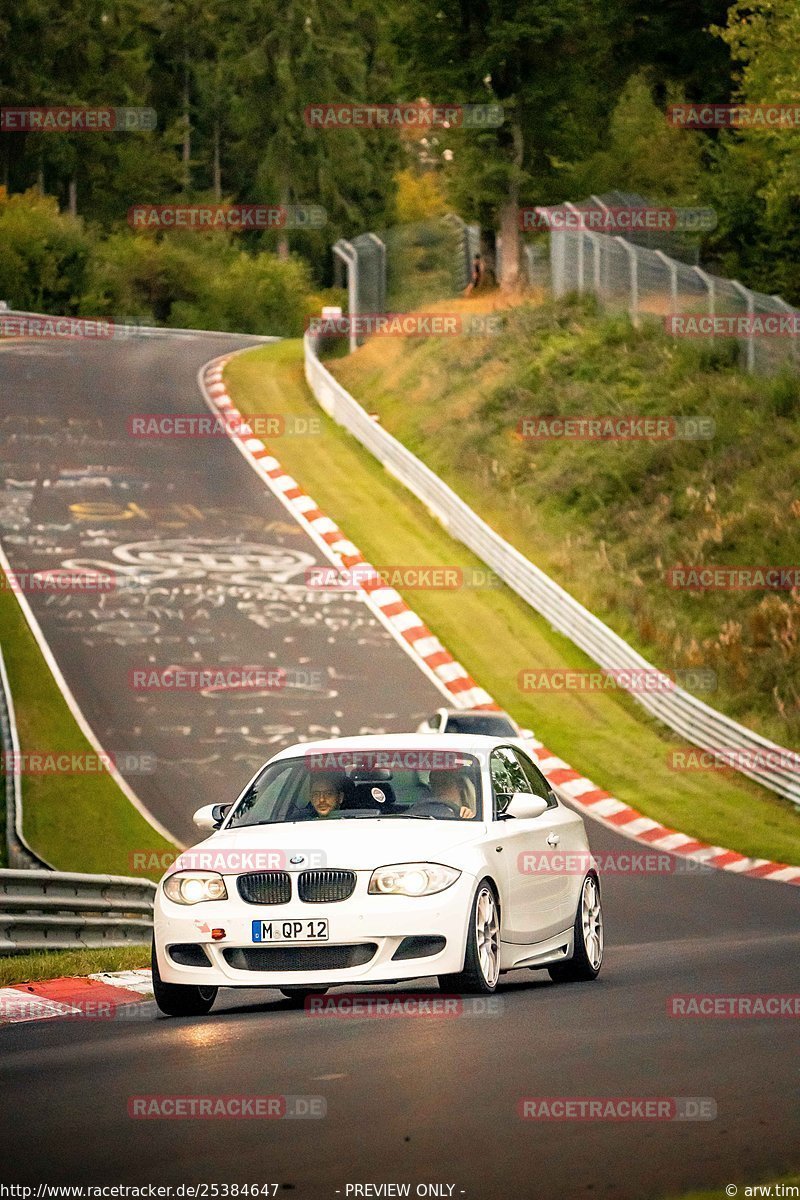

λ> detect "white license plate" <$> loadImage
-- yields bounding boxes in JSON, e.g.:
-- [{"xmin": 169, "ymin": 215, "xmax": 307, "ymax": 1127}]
[{"xmin": 252, "ymin": 919, "xmax": 329, "ymax": 943}]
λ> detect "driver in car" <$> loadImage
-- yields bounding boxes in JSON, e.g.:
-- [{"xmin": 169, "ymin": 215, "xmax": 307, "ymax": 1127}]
[
  {"xmin": 301, "ymin": 771, "xmax": 346, "ymax": 819},
  {"xmin": 427, "ymin": 769, "xmax": 475, "ymax": 819}
]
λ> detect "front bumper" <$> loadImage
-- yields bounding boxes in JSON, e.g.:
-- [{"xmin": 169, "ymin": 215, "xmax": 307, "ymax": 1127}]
[{"xmin": 154, "ymin": 870, "xmax": 476, "ymax": 988}]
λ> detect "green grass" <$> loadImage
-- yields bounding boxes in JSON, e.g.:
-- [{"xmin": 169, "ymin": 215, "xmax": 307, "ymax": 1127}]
[
  {"xmin": 333, "ymin": 296, "xmax": 800, "ymax": 749},
  {"xmin": 670, "ymin": 1175, "xmax": 799, "ymax": 1200},
  {"xmin": 0, "ymin": 945, "xmax": 150, "ymax": 987},
  {"xmin": 224, "ymin": 340, "xmax": 800, "ymax": 865},
  {"xmin": 0, "ymin": 580, "xmax": 175, "ymax": 877}
]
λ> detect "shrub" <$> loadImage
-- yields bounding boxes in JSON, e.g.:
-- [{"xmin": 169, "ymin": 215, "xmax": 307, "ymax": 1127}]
[{"xmin": 0, "ymin": 188, "xmax": 91, "ymax": 312}]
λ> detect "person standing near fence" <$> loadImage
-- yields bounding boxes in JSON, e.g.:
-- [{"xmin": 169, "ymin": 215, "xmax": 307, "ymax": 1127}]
[{"xmin": 464, "ymin": 252, "xmax": 482, "ymax": 295}]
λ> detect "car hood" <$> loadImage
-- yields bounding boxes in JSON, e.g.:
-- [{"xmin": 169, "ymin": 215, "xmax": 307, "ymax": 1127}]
[{"xmin": 180, "ymin": 819, "xmax": 485, "ymax": 873}]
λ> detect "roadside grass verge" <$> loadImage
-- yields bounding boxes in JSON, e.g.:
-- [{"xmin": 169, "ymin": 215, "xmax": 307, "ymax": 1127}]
[
  {"xmin": 333, "ymin": 295, "xmax": 800, "ymax": 750},
  {"xmin": 0, "ymin": 945, "xmax": 150, "ymax": 987},
  {"xmin": 0, "ymin": 579, "xmax": 175, "ymax": 877},
  {"xmin": 224, "ymin": 340, "xmax": 800, "ymax": 865}
]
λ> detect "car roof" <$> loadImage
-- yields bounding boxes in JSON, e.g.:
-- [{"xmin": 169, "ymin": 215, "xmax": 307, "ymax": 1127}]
[
  {"xmin": 436, "ymin": 707, "xmax": 512, "ymax": 718},
  {"xmin": 270, "ymin": 732, "xmax": 517, "ymax": 761}
]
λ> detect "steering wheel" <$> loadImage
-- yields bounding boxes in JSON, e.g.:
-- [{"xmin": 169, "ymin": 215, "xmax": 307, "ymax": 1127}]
[{"xmin": 410, "ymin": 799, "xmax": 459, "ymax": 820}]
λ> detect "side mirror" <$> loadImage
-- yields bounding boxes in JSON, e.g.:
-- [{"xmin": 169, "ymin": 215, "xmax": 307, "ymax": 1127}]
[
  {"xmin": 193, "ymin": 804, "xmax": 230, "ymax": 831},
  {"xmin": 505, "ymin": 792, "xmax": 548, "ymax": 820},
  {"xmin": 518, "ymin": 728, "xmax": 534, "ymax": 740}
]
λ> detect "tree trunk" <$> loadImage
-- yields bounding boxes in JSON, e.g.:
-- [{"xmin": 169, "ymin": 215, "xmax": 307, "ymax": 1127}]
[
  {"xmin": 499, "ymin": 116, "xmax": 524, "ymax": 292},
  {"xmin": 277, "ymin": 180, "xmax": 290, "ymax": 259},
  {"xmin": 68, "ymin": 175, "xmax": 77, "ymax": 217},
  {"xmin": 37, "ymin": 156, "xmax": 44, "ymax": 195},
  {"xmin": 212, "ymin": 119, "xmax": 222, "ymax": 201},
  {"xmin": 182, "ymin": 54, "xmax": 191, "ymax": 190}
]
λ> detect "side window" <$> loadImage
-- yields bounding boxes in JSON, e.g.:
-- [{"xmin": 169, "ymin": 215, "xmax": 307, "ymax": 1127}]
[
  {"xmin": 513, "ymin": 748, "xmax": 557, "ymax": 807},
  {"xmin": 490, "ymin": 747, "xmax": 531, "ymax": 816}
]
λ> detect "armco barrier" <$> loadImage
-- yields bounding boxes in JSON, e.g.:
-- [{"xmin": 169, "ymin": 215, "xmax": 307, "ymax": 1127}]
[
  {"xmin": 1, "ymin": 306, "xmax": 277, "ymax": 343},
  {"xmin": 0, "ymin": 646, "xmax": 53, "ymax": 870},
  {"xmin": 304, "ymin": 332, "xmax": 800, "ymax": 808},
  {"xmin": 0, "ymin": 870, "xmax": 155, "ymax": 954}
]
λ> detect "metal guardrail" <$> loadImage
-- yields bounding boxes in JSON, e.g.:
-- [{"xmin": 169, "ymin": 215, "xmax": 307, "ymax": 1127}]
[
  {"xmin": 0, "ymin": 870, "xmax": 156, "ymax": 954},
  {"xmin": 304, "ymin": 334, "xmax": 800, "ymax": 808},
  {"xmin": 0, "ymin": 646, "xmax": 53, "ymax": 870},
  {"xmin": 1, "ymin": 306, "xmax": 278, "ymax": 343},
  {"xmin": 0, "ymin": 643, "xmax": 155, "ymax": 951}
]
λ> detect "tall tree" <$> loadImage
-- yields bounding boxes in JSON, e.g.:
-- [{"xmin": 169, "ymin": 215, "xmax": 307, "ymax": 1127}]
[{"xmin": 392, "ymin": 0, "xmax": 614, "ymax": 289}]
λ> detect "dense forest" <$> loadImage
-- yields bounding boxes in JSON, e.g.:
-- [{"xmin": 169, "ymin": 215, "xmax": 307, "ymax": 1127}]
[{"xmin": 2, "ymin": 0, "xmax": 799, "ymax": 326}]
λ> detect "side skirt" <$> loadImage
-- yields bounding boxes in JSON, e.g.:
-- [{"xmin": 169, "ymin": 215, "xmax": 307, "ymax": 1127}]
[{"xmin": 499, "ymin": 927, "xmax": 575, "ymax": 972}]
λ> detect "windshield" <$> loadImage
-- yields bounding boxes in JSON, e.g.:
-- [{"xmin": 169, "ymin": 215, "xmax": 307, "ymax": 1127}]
[
  {"xmin": 445, "ymin": 713, "xmax": 516, "ymax": 736},
  {"xmin": 226, "ymin": 751, "xmax": 484, "ymax": 827}
]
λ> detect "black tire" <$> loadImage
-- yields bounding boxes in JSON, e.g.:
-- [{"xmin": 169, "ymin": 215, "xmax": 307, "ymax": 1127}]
[
  {"xmin": 279, "ymin": 987, "xmax": 329, "ymax": 1007},
  {"xmin": 151, "ymin": 941, "xmax": 218, "ymax": 1017},
  {"xmin": 548, "ymin": 874, "xmax": 603, "ymax": 983},
  {"xmin": 438, "ymin": 880, "xmax": 500, "ymax": 995}
]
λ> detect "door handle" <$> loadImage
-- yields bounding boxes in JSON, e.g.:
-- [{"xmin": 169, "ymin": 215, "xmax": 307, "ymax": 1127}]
[{"xmin": 546, "ymin": 833, "xmax": 560, "ymax": 847}]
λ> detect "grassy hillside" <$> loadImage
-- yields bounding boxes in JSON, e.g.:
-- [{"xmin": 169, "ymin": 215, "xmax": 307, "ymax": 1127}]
[{"xmin": 332, "ymin": 296, "xmax": 800, "ymax": 750}]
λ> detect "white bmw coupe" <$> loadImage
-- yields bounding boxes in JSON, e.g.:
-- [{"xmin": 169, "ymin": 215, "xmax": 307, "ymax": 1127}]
[{"xmin": 152, "ymin": 734, "xmax": 603, "ymax": 1016}]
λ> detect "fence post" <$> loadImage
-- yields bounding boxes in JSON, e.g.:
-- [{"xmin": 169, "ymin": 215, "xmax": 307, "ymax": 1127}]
[
  {"xmin": 366, "ymin": 232, "xmax": 387, "ymax": 314},
  {"xmin": 616, "ymin": 238, "xmax": 639, "ymax": 324},
  {"xmin": 654, "ymin": 250, "xmax": 678, "ymax": 318},
  {"xmin": 332, "ymin": 239, "xmax": 358, "ymax": 354},
  {"xmin": 731, "ymin": 280, "xmax": 755, "ymax": 372},
  {"xmin": 693, "ymin": 266, "xmax": 715, "ymax": 318},
  {"xmin": 770, "ymin": 295, "xmax": 799, "ymax": 370},
  {"xmin": 565, "ymin": 203, "xmax": 584, "ymax": 293},
  {"xmin": 585, "ymin": 232, "xmax": 601, "ymax": 299},
  {"xmin": 550, "ymin": 229, "xmax": 566, "ymax": 298},
  {"xmin": 693, "ymin": 266, "xmax": 715, "ymax": 343}
]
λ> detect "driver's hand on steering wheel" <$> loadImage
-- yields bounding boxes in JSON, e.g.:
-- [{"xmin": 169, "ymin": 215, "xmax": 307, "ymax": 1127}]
[{"xmin": 459, "ymin": 805, "xmax": 473, "ymax": 819}]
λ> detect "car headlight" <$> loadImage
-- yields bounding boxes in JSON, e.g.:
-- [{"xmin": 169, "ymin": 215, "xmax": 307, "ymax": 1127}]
[
  {"xmin": 368, "ymin": 863, "xmax": 460, "ymax": 897},
  {"xmin": 163, "ymin": 871, "xmax": 227, "ymax": 905}
]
